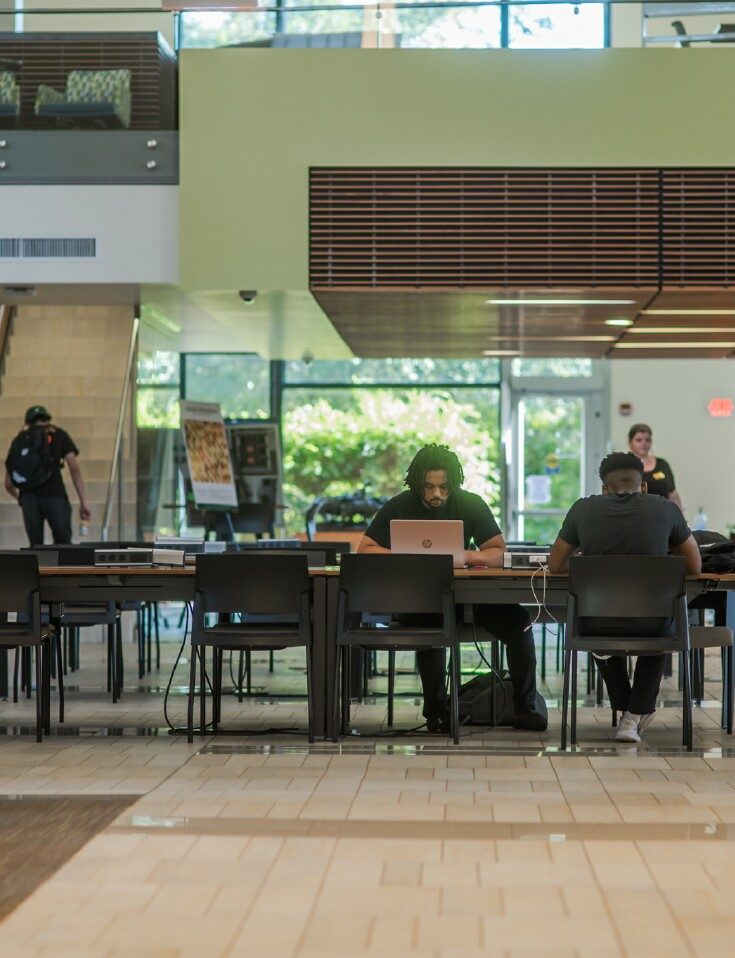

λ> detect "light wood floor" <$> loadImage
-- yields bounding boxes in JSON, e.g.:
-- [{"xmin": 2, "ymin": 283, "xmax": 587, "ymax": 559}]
[{"xmin": 0, "ymin": 618, "xmax": 734, "ymax": 957}]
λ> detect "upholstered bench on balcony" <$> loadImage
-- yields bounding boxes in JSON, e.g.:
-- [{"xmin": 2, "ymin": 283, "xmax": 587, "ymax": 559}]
[{"xmin": 34, "ymin": 69, "xmax": 131, "ymax": 129}]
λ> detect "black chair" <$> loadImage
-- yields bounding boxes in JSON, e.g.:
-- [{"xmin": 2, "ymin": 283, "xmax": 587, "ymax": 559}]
[
  {"xmin": 562, "ymin": 556, "xmax": 694, "ymax": 750},
  {"xmin": 0, "ymin": 553, "xmax": 52, "ymax": 742},
  {"xmin": 334, "ymin": 554, "xmax": 459, "ymax": 743},
  {"xmin": 188, "ymin": 553, "xmax": 313, "ymax": 742}
]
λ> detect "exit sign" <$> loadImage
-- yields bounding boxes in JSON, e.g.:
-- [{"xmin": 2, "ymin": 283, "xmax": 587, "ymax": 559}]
[{"xmin": 708, "ymin": 398, "xmax": 734, "ymax": 418}]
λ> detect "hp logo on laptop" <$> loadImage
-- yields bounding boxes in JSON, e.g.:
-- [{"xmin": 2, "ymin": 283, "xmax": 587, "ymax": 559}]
[{"xmin": 422, "ymin": 538, "xmax": 432, "ymax": 549}]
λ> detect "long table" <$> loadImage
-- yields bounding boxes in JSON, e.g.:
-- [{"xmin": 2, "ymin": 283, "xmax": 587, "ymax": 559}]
[{"xmin": 35, "ymin": 566, "xmax": 735, "ymax": 739}]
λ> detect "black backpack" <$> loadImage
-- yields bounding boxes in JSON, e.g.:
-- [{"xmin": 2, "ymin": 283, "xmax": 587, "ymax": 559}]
[
  {"xmin": 6, "ymin": 426, "xmax": 54, "ymax": 491},
  {"xmin": 693, "ymin": 530, "xmax": 735, "ymax": 574},
  {"xmin": 459, "ymin": 671, "xmax": 548, "ymax": 727}
]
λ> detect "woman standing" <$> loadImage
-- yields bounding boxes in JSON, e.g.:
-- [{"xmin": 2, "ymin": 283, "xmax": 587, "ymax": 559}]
[{"xmin": 628, "ymin": 422, "xmax": 683, "ymax": 509}]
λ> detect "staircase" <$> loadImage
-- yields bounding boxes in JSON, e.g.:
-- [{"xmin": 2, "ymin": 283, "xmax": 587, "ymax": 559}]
[{"xmin": 0, "ymin": 305, "xmax": 137, "ymax": 548}]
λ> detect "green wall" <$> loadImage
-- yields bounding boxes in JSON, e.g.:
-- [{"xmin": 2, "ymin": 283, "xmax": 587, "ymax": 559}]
[{"xmin": 180, "ymin": 49, "xmax": 735, "ymax": 291}]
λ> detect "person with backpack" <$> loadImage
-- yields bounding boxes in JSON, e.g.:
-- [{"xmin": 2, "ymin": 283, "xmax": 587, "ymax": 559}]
[{"xmin": 3, "ymin": 405, "xmax": 91, "ymax": 545}]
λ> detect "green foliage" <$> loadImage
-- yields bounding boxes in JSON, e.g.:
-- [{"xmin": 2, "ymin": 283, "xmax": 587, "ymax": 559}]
[
  {"xmin": 282, "ymin": 388, "xmax": 500, "ymax": 533},
  {"xmin": 136, "ymin": 388, "xmax": 180, "ymax": 429}
]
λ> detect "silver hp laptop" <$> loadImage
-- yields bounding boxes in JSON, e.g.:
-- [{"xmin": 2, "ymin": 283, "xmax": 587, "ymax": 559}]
[{"xmin": 390, "ymin": 519, "xmax": 466, "ymax": 569}]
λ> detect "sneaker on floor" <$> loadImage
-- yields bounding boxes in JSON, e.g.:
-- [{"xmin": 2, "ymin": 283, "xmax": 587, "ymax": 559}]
[
  {"xmin": 615, "ymin": 712, "xmax": 641, "ymax": 743},
  {"xmin": 637, "ymin": 711, "xmax": 656, "ymax": 734}
]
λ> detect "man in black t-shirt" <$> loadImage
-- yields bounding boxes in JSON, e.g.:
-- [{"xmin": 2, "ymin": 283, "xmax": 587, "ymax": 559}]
[
  {"xmin": 359, "ymin": 443, "xmax": 546, "ymax": 733},
  {"xmin": 4, "ymin": 405, "xmax": 91, "ymax": 545},
  {"xmin": 548, "ymin": 452, "xmax": 701, "ymax": 743}
]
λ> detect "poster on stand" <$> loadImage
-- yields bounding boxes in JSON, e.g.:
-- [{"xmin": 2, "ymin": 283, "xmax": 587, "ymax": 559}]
[{"xmin": 180, "ymin": 400, "xmax": 238, "ymax": 508}]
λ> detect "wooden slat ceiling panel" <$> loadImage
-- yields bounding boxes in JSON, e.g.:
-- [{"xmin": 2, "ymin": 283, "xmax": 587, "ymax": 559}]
[
  {"xmin": 662, "ymin": 170, "xmax": 735, "ymax": 286},
  {"xmin": 312, "ymin": 289, "xmax": 650, "ymax": 359},
  {"xmin": 0, "ymin": 33, "xmax": 177, "ymax": 129},
  {"xmin": 310, "ymin": 168, "xmax": 661, "ymax": 288}
]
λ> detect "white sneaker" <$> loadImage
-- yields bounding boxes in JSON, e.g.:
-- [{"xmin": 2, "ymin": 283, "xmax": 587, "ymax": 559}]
[
  {"xmin": 638, "ymin": 711, "xmax": 656, "ymax": 734},
  {"xmin": 615, "ymin": 712, "xmax": 641, "ymax": 743}
]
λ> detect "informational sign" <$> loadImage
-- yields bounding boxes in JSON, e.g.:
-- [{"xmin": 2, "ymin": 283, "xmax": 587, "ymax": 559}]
[
  {"xmin": 526, "ymin": 474, "xmax": 552, "ymax": 506},
  {"xmin": 180, "ymin": 401, "xmax": 238, "ymax": 508},
  {"xmin": 544, "ymin": 453, "xmax": 560, "ymax": 475}
]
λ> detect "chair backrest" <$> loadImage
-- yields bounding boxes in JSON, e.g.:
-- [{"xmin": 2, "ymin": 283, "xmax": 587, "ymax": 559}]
[
  {"xmin": 569, "ymin": 555, "xmax": 686, "ymax": 619},
  {"xmin": 66, "ymin": 69, "xmax": 131, "ymax": 103},
  {"xmin": 338, "ymin": 554, "xmax": 453, "ymax": 616},
  {"xmin": 0, "ymin": 552, "xmax": 38, "ymax": 614},
  {"xmin": 254, "ymin": 549, "xmax": 329, "ymax": 567},
  {"xmin": 195, "ymin": 553, "xmax": 309, "ymax": 615}
]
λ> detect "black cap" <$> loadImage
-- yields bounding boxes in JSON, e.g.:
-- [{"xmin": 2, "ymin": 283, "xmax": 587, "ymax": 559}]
[{"xmin": 24, "ymin": 405, "xmax": 51, "ymax": 424}]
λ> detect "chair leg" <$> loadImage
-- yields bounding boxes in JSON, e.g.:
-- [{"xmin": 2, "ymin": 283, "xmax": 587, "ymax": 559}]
[
  {"xmin": 245, "ymin": 650, "xmax": 252, "ymax": 696},
  {"xmin": 305, "ymin": 644, "xmax": 315, "ymax": 744},
  {"xmin": 187, "ymin": 647, "xmax": 196, "ymax": 744},
  {"xmin": 682, "ymin": 650, "xmax": 693, "ymax": 751},
  {"xmin": 450, "ymin": 645, "xmax": 460, "ymax": 745},
  {"xmin": 237, "ymin": 652, "xmax": 244, "ymax": 704},
  {"xmin": 341, "ymin": 647, "xmax": 351, "ymax": 736},
  {"xmin": 570, "ymin": 651, "xmax": 578, "ymax": 747},
  {"xmin": 561, "ymin": 649, "xmax": 571, "ymax": 750},
  {"xmin": 24, "ymin": 647, "xmax": 31, "ymax": 699},
  {"xmin": 269, "ymin": 650, "xmax": 274, "ymax": 673},
  {"xmin": 387, "ymin": 649, "xmax": 395, "ymax": 728},
  {"xmin": 146, "ymin": 604, "xmax": 152, "ymax": 673},
  {"xmin": 107, "ymin": 625, "xmax": 113, "ymax": 697},
  {"xmin": 332, "ymin": 645, "xmax": 342, "ymax": 744},
  {"xmin": 540, "ymin": 625, "xmax": 546, "ymax": 682},
  {"xmin": 586, "ymin": 652, "xmax": 593, "ymax": 695},
  {"xmin": 212, "ymin": 649, "xmax": 219, "ymax": 734},
  {"xmin": 727, "ymin": 644, "xmax": 734, "ymax": 735},
  {"xmin": 116, "ymin": 618, "xmax": 124, "ymax": 699},
  {"xmin": 596, "ymin": 657, "xmax": 604, "ymax": 707},
  {"xmin": 12, "ymin": 647, "xmax": 19, "ymax": 703},
  {"xmin": 43, "ymin": 642, "xmax": 51, "ymax": 736},
  {"xmin": 35, "ymin": 645, "xmax": 42, "ymax": 743},
  {"xmin": 199, "ymin": 644, "xmax": 206, "ymax": 736},
  {"xmin": 154, "ymin": 603, "xmax": 160, "ymax": 670},
  {"xmin": 137, "ymin": 610, "xmax": 145, "ymax": 680},
  {"xmin": 55, "ymin": 633, "xmax": 64, "ymax": 724}
]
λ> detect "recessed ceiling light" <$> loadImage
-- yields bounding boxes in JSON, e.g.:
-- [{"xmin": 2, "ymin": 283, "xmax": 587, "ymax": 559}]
[
  {"xmin": 485, "ymin": 335, "xmax": 615, "ymax": 342},
  {"xmin": 605, "ymin": 318, "xmax": 634, "ymax": 327},
  {"xmin": 482, "ymin": 350, "xmax": 522, "ymax": 356},
  {"xmin": 486, "ymin": 299, "xmax": 636, "ymax": 306},
  {"xmin": 630, "ymin": 327, "xmax": 735, "ymax": 334},
  {"xmin": 641, "ymin": 309, "xmax": 735, "ymax": 316},
  {"xmin": 615, "ymin": 342, "xmax": 735, "ymax": 349}
]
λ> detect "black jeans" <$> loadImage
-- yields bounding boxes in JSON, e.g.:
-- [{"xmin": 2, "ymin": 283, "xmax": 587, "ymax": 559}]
[
  {"xmin": 19, "ymin": 494, "xmax": 72, "ymax": 546},
  {"xmin": 412, "ymin": 604, "xmax": 536, "ymax": 719},
  {"xmin": 594, "ymin": 654, "xmax": 666, "ymax": 717}
]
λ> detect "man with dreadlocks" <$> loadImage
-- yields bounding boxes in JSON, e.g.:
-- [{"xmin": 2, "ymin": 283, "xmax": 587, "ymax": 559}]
[
  {"xmin": 359, "ymin": 443, "xmax": 546, "ymax": 733},
  {"xmin": 548, "ymin": 452, "xmax": 701, "ymax": 743}
]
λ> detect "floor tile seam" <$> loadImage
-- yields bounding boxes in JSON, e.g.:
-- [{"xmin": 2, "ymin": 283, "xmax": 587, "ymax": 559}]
[{"xmin": 634, "ymin": 845, "xmax": 702, "ymax": 955}]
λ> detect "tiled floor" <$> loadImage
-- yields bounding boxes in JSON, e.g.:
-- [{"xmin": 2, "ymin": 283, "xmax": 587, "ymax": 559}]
[{"xmin": 1, "ymin": 618, "xmax": 735, "ymax": 956}]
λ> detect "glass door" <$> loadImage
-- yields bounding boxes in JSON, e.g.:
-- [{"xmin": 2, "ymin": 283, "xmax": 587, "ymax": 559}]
[
  {"xmin": 515, "ymin": 394, "xmax": 584, "ymax": 543},
  {"xmin": 503, "ymin": 360, "xmax": 608, "ymax": 543}
]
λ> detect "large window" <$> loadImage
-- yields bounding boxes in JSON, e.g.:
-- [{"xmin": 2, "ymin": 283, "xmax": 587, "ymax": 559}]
[
  {"xmin": 136, "ymin": 351, "xmax": 180, "ymax": 429},
  {"xmin": 179, "ymin": 2, "xmax": 608, "ymax": 50},
  {"xmin": 183, "ymin": 354, "xmax": 271, "ymax": 420},
  {"xmin": 281, "ymin": 358, "xmax": 501, "ymax": 534}
]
